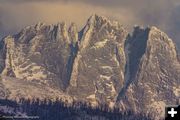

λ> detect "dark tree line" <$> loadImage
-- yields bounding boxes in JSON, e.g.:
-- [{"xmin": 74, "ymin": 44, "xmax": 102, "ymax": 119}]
[{"xmin": 0, "ymin": 98, "xmax": 152, "ymax": 120}]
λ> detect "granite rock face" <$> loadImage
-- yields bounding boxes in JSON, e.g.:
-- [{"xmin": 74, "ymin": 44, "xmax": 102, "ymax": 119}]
[
  {"xmin": 1, "ymin": 22, "xmax": 74, "ymax": 90},
  {"xmin": 0, "ymin": 15, "xmax": 179, "ymax": 117},
  {"xmin": 117, "ymin": 26, "xmax": 180, "ymax": 117},
  {"xmin": 68, "ymin": 15, "xmax": 128, "ymax": 105}
]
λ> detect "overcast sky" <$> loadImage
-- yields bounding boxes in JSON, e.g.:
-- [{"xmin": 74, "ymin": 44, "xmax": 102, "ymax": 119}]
[{"xmin": 0, "ymin": 0, "xmax": 180, "ymax": 49}]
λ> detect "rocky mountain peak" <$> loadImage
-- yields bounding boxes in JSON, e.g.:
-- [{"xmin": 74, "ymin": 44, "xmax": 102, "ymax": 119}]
[
  {"xmin": 0, "ymin": 15, "xmax": 179, "ymax": 119},
  {"xmin": 118, "ymin": 25, "xmax": 180, "ymax": 117},
  {"xmin": 87, "ymin": 14, "xmax": 122, "ymax": 28},
  {"xmin": 34, "ymin": 22, "xmax": 46, "ymax": 30},
  {"xmin": 148, "ymin": 26, "xmax": 178, "ymax": 58},
  {"xmin": 128, "ymin": 25, "xmax": 178, "ymax": 61},
  {"xmin": 68, "ymin": 23, "xmax": 78, "ymax": 44}
]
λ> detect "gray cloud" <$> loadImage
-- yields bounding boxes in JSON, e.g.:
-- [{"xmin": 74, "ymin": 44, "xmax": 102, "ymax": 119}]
[
  {"xmin": 0, "ymin": 0, "xmax": 179, "ymax": 50},
  {"xmin": 0, "ymin": 1, "xmax": 137, "ymax": 31},
  {"xmin": 167, "ymin": 6, "xmax": 180, "ymax": 50},
  {"xmin": 1, "ymin": 0, "xmax": 179, "ymax": 8}
]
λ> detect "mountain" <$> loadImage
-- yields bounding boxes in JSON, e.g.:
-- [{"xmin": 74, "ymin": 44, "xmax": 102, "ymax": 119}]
[{"xmin": 0, "ymin": 15, "xmax": 179, "ymax": 119}]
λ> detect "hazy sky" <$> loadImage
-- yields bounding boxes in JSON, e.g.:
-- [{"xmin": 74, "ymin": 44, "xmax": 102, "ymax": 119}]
[{"xmin": 0, "ymin": 0, "xmax": 180, "ymax": 49}]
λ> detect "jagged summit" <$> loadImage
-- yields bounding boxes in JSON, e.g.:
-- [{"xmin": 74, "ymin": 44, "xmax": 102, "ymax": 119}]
[
  {"xmin": 10, "ymin": 14, "xmax": 123, "ymax": 42},
  {"xmin": 87, "ymin": 14, "xmax": 109, "ymax": 24},
  {"xmin": 0, "ymin": 15, "xmax": 179, "ymax": 118},
  {"xmin": 85, "ymin": 14, "xmax": 122, "ymax": 30}
]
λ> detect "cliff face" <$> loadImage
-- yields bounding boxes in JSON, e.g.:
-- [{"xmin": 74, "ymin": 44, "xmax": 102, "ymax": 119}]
[
  {"xmin": 1, "ymin": 22, "xmax": 74, "ymax": 90},
  {"xmin": 68, "ymin": 15, "xmax": 128, "ymax": 105},
  {"xmin": 0, "ymin": 15, "xmax": 179, "ymax": 117},
  {"xmin": 117, "ymin": 26, "xmax": 180, "ymax": 117}
]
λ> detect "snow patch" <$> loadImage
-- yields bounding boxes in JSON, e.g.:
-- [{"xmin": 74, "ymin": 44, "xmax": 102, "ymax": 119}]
[
  {"xmin": 94, "ymin": 39, "xmax": 108, "ymax": 48},
  {"xmin": 106, "ymin": 82, "xmax": 116, "ymax": 95},
  {"xmin": 86, "ymin": 94, "xmax": 97, "ymax": 107},
  {"xmin": 101, "ymin": 66, "xmax": 113, "ymax": 71},
  {"xmin": 87, "ymin": 94, "xmax": 96, "ymax": 99},
  {"xmin": 111, "ymin": 84, "xmax": 116, "ymax": 93},
  {"xmin": 112, "ymin": 55, "xmax": 119, "ymax": 66},
  {"xmin": 88, "ymin": 65, "xmax": 92, "ymax": 68},
  {"xmin": 109, "ymin": 101, "xmax": 115, "ymax": 108},
  {"xmin": 27, "ymin": 71, "xmax": 47, "ymax": 80},
  {"xmin": 173, "ymin": 86, "xmax": 180, "ymax": 97},
  {"xmin": 149, "ymin": 101, "xmax": 166, "ymax": 119},
  {"xmin": 100, "ymin": 75, "xmax": 111, "ymax": 80},
  {"xmin": 94, "ymin": 59, "xmax": 99, "ymax": 61},
  {"xmin": 31, "ymin": 66, "xmax": 42, "ymax": 71}
]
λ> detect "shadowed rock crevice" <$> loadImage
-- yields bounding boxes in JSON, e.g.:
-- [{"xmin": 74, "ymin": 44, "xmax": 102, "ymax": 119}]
[
  {"xmin": 0, "ymin": 40, "xmax": 6, "ymax": 73},
  {"xmin": 116, "ymin": 26, "xmax": 150, "ymax": 101},
  {"xmin": 128, "ymin": 26, "xmax": 150, "ymax": 82},
  {"xmin": 66, "ymin": 42, "xmax": 79, "ymax": 90},
  {"xmin": 64, "ymin": 23, "xmax": 80, "ymax": 90}
]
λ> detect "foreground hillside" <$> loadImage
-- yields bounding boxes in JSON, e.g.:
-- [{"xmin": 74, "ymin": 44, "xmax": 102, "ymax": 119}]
[{"xmin": 0, "ymin": 99, "xmax": 152, "ymax": 120}]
